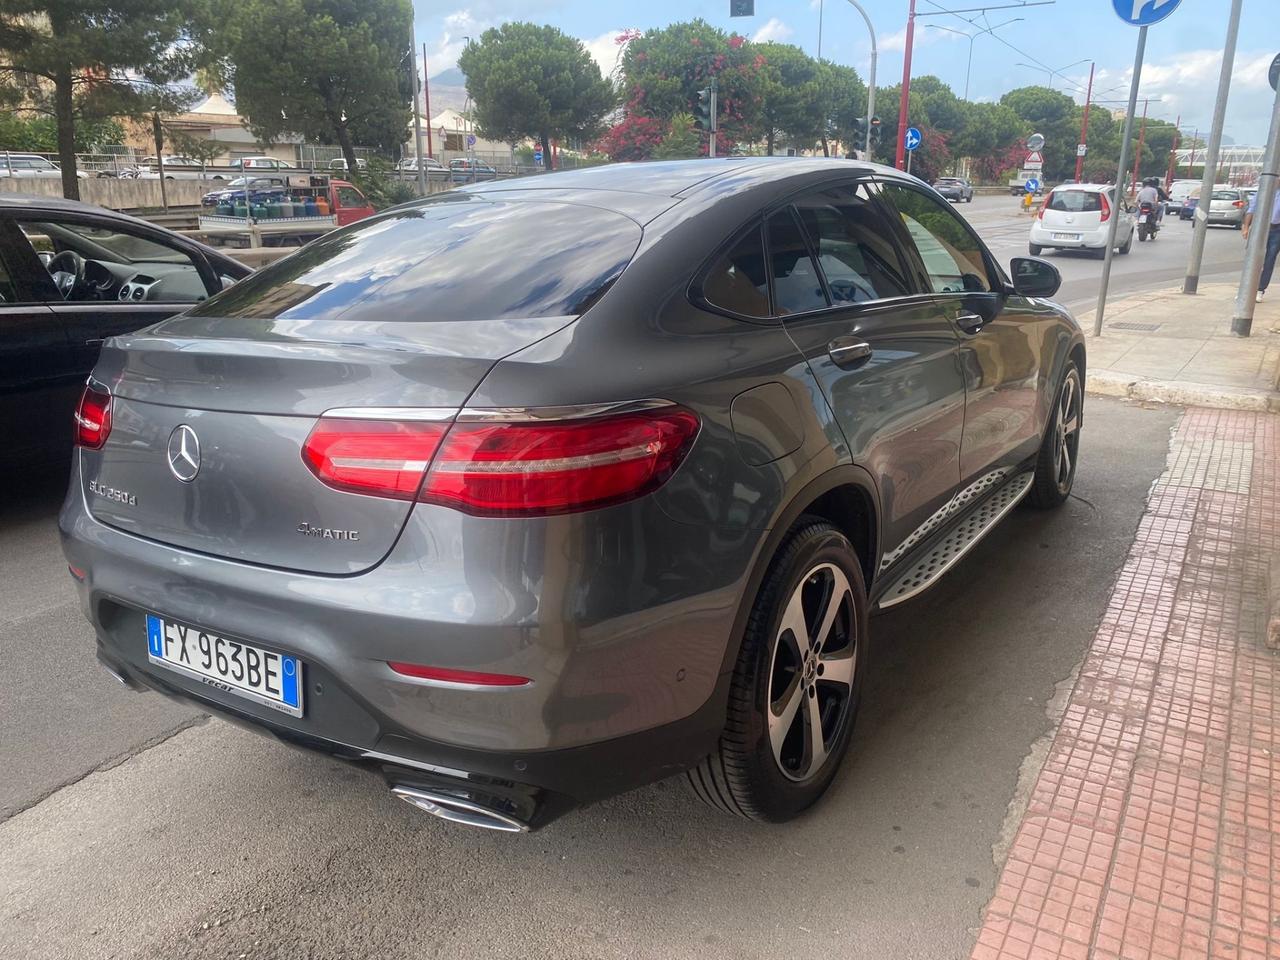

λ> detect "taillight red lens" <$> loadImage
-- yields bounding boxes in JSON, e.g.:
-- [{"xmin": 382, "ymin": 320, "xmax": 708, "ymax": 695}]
[
  {"xmin": 1232, "ymin": 200, "xmax": 1244, "ymax": 208},
  {"xmin": 304, "ymin": 406, "xmax": 700, "ymax": 515},
  {"xmin": 75, "ymin": 384, "xmax": 112, "ymax": 449},
  {"xmin": 1100, "ymin": 192, "xmax": 1112, "ymax": 222},
  {"xmin": 422, "ymin": 408, "xmax": 700, "ymax": 517},
  {"xmin": 302, "ymin": 418, "xmax": 447, "ymax": 499},
  {"xmin": 1038, "ymin": 192, "xmax": 1050, "ymax": 219}
]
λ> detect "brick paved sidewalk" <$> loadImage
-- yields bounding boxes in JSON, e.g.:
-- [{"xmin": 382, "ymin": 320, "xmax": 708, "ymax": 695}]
[{"xmin": 971, "ymin": 407, "xmax": 1280, "ymax": 960}]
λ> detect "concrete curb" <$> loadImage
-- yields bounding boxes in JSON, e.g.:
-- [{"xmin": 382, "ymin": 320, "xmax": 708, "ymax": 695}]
[{"xmin": 1086, "ymin": 369, "xmax": 1280, "ymax": 413}]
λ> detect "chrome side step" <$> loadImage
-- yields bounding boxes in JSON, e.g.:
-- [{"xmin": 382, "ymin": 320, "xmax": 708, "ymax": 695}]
[{"xmin": 877, "ymin": 472, "xmax": 1035, "ymax": 609}]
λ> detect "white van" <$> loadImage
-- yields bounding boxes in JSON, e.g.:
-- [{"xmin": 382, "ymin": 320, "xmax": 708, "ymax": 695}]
[{"xmin": 1166, "ymin": 179, "xmax": 1199, "ymax": 215}]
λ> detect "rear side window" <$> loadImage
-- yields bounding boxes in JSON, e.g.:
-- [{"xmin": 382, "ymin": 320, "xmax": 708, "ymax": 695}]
[
  {"xmin": 702, "ymin": 225, "xmax": 771, "ymax": 318},
  {"xmin": 767, "ymin": 209, "xmax": 827, "ymax": 315},
  {"xmin": 1047, "ymin": 190, "xmax": 1103, "ymax": 213},
  {"xmin": 187, "ymin": 195, "xmax": 641, "ymax": 322}
]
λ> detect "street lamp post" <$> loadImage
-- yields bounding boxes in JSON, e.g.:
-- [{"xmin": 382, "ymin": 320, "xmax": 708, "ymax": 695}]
[
  {"xmin": 924, "ymin": 17, "xmax": 1022, "ymax": 101},
  {"xmin": 840, "ymin": 0, "xmax": 878, "ymax": 157},
  {"xmin": 1075, "ymin": 61, "xmax": 1094, "ymax": 182}
]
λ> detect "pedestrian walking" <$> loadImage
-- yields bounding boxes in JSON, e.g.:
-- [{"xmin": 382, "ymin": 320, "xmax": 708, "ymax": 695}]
[{"xmin": 1243, "ymin": 186, "xmax": 1280, "ymax": 301}]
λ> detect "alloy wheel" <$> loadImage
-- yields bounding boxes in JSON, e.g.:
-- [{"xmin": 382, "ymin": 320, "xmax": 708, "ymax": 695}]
[
  {"xmin": 1053, "ymin": 369, "xmax": 1082, "ymax": 495},
  {"xmin": 766, "ymin": 562, "xmax": 857, "ymax": 782}
]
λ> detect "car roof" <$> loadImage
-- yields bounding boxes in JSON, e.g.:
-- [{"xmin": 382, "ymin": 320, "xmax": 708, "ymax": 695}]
[{"xmin": 1053, "ymin": 183, "xmax": 1115, "ymax": 192}]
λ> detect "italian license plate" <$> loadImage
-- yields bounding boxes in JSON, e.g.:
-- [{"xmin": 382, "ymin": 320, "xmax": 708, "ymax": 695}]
[
  {"xmin": 1053, "ymin": 232, "xmax": 1081, "ymax": 241},
  {"xmin": 1138, "ymin": 214, "xmax": 1148, "ymax": 224},
  {"xmin": 146, "ymin": 614, "xmax": 303, "ymax": 717}
]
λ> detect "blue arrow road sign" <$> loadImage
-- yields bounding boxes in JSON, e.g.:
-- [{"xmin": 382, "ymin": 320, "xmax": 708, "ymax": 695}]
[
  {"xmin": 466, "ymin": 133, "xmax": 477, "ymax": 147},
  {"xmin": 1025, "ymin": 178, "xmax": 1041, "ymax": 194},
  {"xmin": 904, "ymin": 127, "xmax": 922, "ymax": 152},
  {"xmin": 533, "ymin": 150, "xmax": 543, "ymax": 165},
  {"xmin": 1112, "ymin": 0, "xmax": 1182, "ymax": 27}
]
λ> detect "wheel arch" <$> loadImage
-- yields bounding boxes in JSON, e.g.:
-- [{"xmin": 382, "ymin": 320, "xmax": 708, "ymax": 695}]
[{"xmin": 717, "ymin": 465, "xmax": 881, "ymax": 678}]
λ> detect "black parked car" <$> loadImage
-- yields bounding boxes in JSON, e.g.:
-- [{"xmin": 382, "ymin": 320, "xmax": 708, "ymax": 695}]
[
  {"xmin": 932, "ymin": 176, "xmax": 974, "ymax": 203},
  {"xmin": 0, "ymin": 195, "xmax": 252, "ymax": 469}
]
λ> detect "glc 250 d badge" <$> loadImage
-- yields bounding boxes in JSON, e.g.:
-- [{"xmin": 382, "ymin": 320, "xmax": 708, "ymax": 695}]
[
  {"xmin": 297, "ymin": 522, "xmax": 360, "ymax": 541},
  {"xmin": 166, "ymin": 424, "xmax": 200, "ymax": 482},
  {"xmin": 88, "ymin": 479, "xmax": 136, "ymax": 506}
]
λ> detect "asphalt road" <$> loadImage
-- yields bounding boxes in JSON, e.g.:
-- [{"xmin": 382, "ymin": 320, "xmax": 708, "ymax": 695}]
[
  {"xmin": 0, "ymin": 397, "xmax": 1179, "ymax": 959},
  {"xmin": 957, "ymin": 194, "xmax": 1247, "ymax": 313}
]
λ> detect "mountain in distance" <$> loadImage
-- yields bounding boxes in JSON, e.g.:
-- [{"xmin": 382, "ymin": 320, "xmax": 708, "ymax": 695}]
[{"xmin": 424, "ymin": 67, "xmax": 467, "ymax": 116}]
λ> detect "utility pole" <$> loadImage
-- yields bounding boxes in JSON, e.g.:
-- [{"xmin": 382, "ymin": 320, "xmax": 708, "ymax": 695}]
[
  {"xmin": 410, "ymin": 18, "xmax": 426, "ymax": 196},
  {"xmin": 1185, "ymin": 127, "xmax": 1197, "ymax": 178},
  {"xmin": 1184, "ymin": 0, "xmax": 1242, "ymax": 295},
  {"xmin": 1164, "ymin": 114, "xmax": 1180, "ymax": 188},
  {"xmin": 1075, "ymin": 61, "xmax": 1094, "ymax": 182},
  {"xmin": 894, "ymin": 0, "xmax": 917, "ymax": 170},
  {"xmin": 841, "ymin": 0, "xmax": 877, "ymax": 158},
  {"xmin": 1130, "ymin": 98, "xmax": 1149, "ymax": 192},
  {"xmin": 1230, "ymin": 73, "xmax": 1280, "ymax": 337},
  {"xmin": 423, "ymin": 44, "xmax": 433, "ymax": 161}
]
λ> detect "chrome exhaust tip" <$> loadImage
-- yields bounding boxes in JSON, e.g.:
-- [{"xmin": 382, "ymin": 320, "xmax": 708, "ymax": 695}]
[{"xmin": 391, "ymin": 785, "xmax": 529, "ymax": 833}]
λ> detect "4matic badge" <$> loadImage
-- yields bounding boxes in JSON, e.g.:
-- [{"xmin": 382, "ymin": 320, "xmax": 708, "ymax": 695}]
[{"xmin": 297, "ymin": 522, "xmax": 360, "ymax": 541}]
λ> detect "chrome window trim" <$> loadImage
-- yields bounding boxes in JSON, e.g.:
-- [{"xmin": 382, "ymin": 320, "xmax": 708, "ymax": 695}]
[{"xmin": 455, "ymin": 398, "xmax": 675, "ymax": 422}]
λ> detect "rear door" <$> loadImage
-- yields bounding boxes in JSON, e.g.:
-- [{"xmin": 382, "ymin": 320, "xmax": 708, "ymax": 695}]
[
  {"xmin": 762, "ymin": 180, "xmax": 965, "ymax": 570},
  {"xmin": 877, "ymin": 180, "xmax": 1043, "ymax": 484}
]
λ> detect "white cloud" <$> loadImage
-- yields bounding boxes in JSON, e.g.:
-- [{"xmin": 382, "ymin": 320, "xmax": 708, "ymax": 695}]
[
  {"xmin": 427, "ymin": 9, "xmax": 490, "ymax": 73},
  {"xmin": 882, "ymin": 23, "xmax": 964, "ymax": 53},
  {"xmin": 752, "ymin": 18, "xmax": 793, "ymax": 43},
  {"xmin": 583, "ymin": 29, "xmax": 633, "ymax": 79}
]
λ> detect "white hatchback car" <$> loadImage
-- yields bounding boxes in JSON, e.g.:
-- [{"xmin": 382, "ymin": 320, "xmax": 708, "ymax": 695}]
[{"xmin": 1029, "ymin": 184, "xmax": 1134, "ymax": 259}]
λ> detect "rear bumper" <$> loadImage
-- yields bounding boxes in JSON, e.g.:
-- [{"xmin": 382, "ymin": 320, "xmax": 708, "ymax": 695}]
[
  {"xmin": 1029, "ymin": 222, "xmax": 1113, "ymax": 249},
  {"xmin": 60, "ymin": 451, "xmax": 753, "ymax": 824}
]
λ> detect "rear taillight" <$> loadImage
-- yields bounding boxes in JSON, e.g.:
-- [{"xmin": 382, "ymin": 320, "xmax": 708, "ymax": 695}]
[
  {"xmin": 74, "ymin": 383, "xmax": 112, "ymax": 449},
  {"xmin": 302, "ymin": 406, "xmax": 700, "ymax": 516},
  {"xmin": 1232, "ymin": 199, "xmax": 1245, "ymax": 208},
  {"xmin": 1038, "ymin": 192, "xmax": 1050, "ymax": 219},
  {"xmin": 1100, "ymin": 193, "xmax": 1112, "ymax": 223},
  {"xmin": 302, "ymin": 419, "xmax": 447, "ymax": 499}
]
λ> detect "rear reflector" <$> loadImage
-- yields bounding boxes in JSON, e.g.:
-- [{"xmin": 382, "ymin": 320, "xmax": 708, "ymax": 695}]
[
  {"xmin": 303, "ymin": 405, "xmax": 700, "ymax": 517},
  {"xmin": 74, "ymin": 383, "xmax": 112, "ymax": 449},
  {"xmin": 387, "ymin": 661, "xmax": 531, "ymax": 687}
]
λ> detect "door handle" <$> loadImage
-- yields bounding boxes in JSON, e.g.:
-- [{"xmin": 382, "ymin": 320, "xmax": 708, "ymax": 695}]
[
  {"xmin": 85, "ymin": 338, "xmax": 105, "ymax": 347},
  {"xmin": 955, "ymin": 312, "xmax": 986, "ymax": 335},
  {"xmin": 827, "ymin": 336, "xmax": 873, "ymax": 370}
]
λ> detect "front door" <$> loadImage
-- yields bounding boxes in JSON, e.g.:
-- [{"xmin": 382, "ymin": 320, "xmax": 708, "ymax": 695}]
[
  {"xmin": 876, "ymin": 181, "xmax": 1043, "ymax": 485},
  {"xmin": 772, "ymin": 181, "xmax": 966, "ymax": 573}
]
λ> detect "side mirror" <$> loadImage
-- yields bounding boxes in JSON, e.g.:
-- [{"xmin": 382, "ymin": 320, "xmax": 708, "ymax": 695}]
[{"xmin": 1009, "ymin": 257, "xmax": 1061, "ymax": 299}]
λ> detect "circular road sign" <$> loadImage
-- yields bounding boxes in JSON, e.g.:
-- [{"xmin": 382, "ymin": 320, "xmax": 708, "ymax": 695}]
[
  {"xmin": 904, "ymin": 127, "xmax": 922, "ymax": 152},
  {"xmin": 1027, "ymin": 132, "xmax": 1045, "ymax": 151},
  {"xmin": 1025, "ymin": 178, "xmax": 1041, "ymax": 194},
  {"xmin": 1270, "ymin": 52, "xmax": 1279, "ymax": 92},
  {"xmin": 466, "ymin": 133, "xmax": 477, "ymax": 147},
  {"xmin": 1112, "ymin": 0, "xmax": 1182, "ymax": 27}
]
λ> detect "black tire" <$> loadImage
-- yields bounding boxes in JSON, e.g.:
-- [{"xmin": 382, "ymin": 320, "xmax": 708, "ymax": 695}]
[
  {"xmin": 1119, "ymin": 231, "xmax": 1133, "ymax": 255},
  {"xmin": 1029, "ymin": 243, "xmax": 1043, "ymax": 256},
  {"xmin": 687, "ymin": 518, "xmax": 868, "ymax": 822},
  {"xmin": 1027, "ymin": 361, "xmax": 1082, "ymax": 509}
]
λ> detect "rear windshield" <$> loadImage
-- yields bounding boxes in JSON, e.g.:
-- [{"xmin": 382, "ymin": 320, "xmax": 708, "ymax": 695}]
[
  {"xmin": 188, "ymin": 194, "xmax": 642, "ymax": 323},
  {"xmin": 1212, "ymin": 190, "xmax": 1239, "ymax": 201},
  {"xmin": 1047, "ymin": 191, "xmax": 1103, "ymax": 213}
]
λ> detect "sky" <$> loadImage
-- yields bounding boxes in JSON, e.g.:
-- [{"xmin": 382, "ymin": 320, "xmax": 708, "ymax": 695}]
[{"xmin": 412, "ymin": 0, "xmax": 1279, "ymax": 145}]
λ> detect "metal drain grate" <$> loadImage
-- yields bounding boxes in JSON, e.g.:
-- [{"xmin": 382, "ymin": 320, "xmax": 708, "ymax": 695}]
[
  {"xmin": 878, "ymin": 473, "xmax": 1034, "ymax": 608},
  {"xmin": 1110, "ymin": 321, "xmax": 1162, "ymax": 332}
]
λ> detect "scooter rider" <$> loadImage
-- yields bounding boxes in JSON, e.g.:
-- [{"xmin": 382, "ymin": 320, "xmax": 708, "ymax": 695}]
[{"xmin": 1136, "ymin": 177, "xmax": 1169, "ymax": 221}]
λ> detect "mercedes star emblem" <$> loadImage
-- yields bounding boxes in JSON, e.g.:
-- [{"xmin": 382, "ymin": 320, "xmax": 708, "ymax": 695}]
[{"xmin": 166, "ymin": 424, "xmax": 201, "ymax": 482}]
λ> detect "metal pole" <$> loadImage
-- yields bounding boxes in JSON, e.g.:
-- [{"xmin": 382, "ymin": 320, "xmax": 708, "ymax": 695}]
[
  {"xmin": 709, "ymin": 77, "xmax": 718, "ymax": 159},
  {"xmin": 1131, "ymin": 98, "xmax": 1148, "ymax": 193},
  {"xmin": 1075, "ymin": 61, "xmax": 1094, "ymax": 182},
  {"xmin": 1185, "ymin": 127, "xmax": 1197, "ymax": 178},
  {"xmin": 1165, "ymin": 115, "xmax": 1180, "ymax": 189},
  {"xmin": 906, "ymin": 147, "xmax": 913, "ymax": 176},
  {"xmin": 1230, "ymin": 84, "xmax": 1280, "ymax": 337},
  {"xmin": 410, "ymin": 19, "xmax": 426, "ymax": 196},
  {"xmin": 1093, "ymin": 25, "xmax": 1147, "ymax": 338},
  {"xmin": 842, "ymin": 0, "xmax": 877, "ymax": 158},
  {"xmin": 963, "ymin": 36, "xmax": 974, "ymax": 101},
  {"xmin": 423, "ymin": 44, "xmax": 433, "ymax": 159},
  {"xmin": 1184, "ymin": 0, "xmax": 1242, "ymax": 294},
  {"xmin": 894, "ymin": 0, "xmax": 917, "ymax": 170},
  {"xmin": 817, "ymin": 0, "xmax": 824, "ymax": 59}
]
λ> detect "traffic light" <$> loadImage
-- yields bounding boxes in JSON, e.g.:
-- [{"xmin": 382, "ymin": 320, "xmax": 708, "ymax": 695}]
[
  {"xmin": 730, "ymin": 0, "xmax": 754, "ymax": 16},
  {"xmin": 853, "ymin": 117, "xmax": 868, "ymax": 143},
  {"xmin": 696, "ymin": 87, "xmax": 713, "ymax": 131},
  {"xmin": 869, "ymin": 116, "xmax": 882, "ymax": 146}
]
